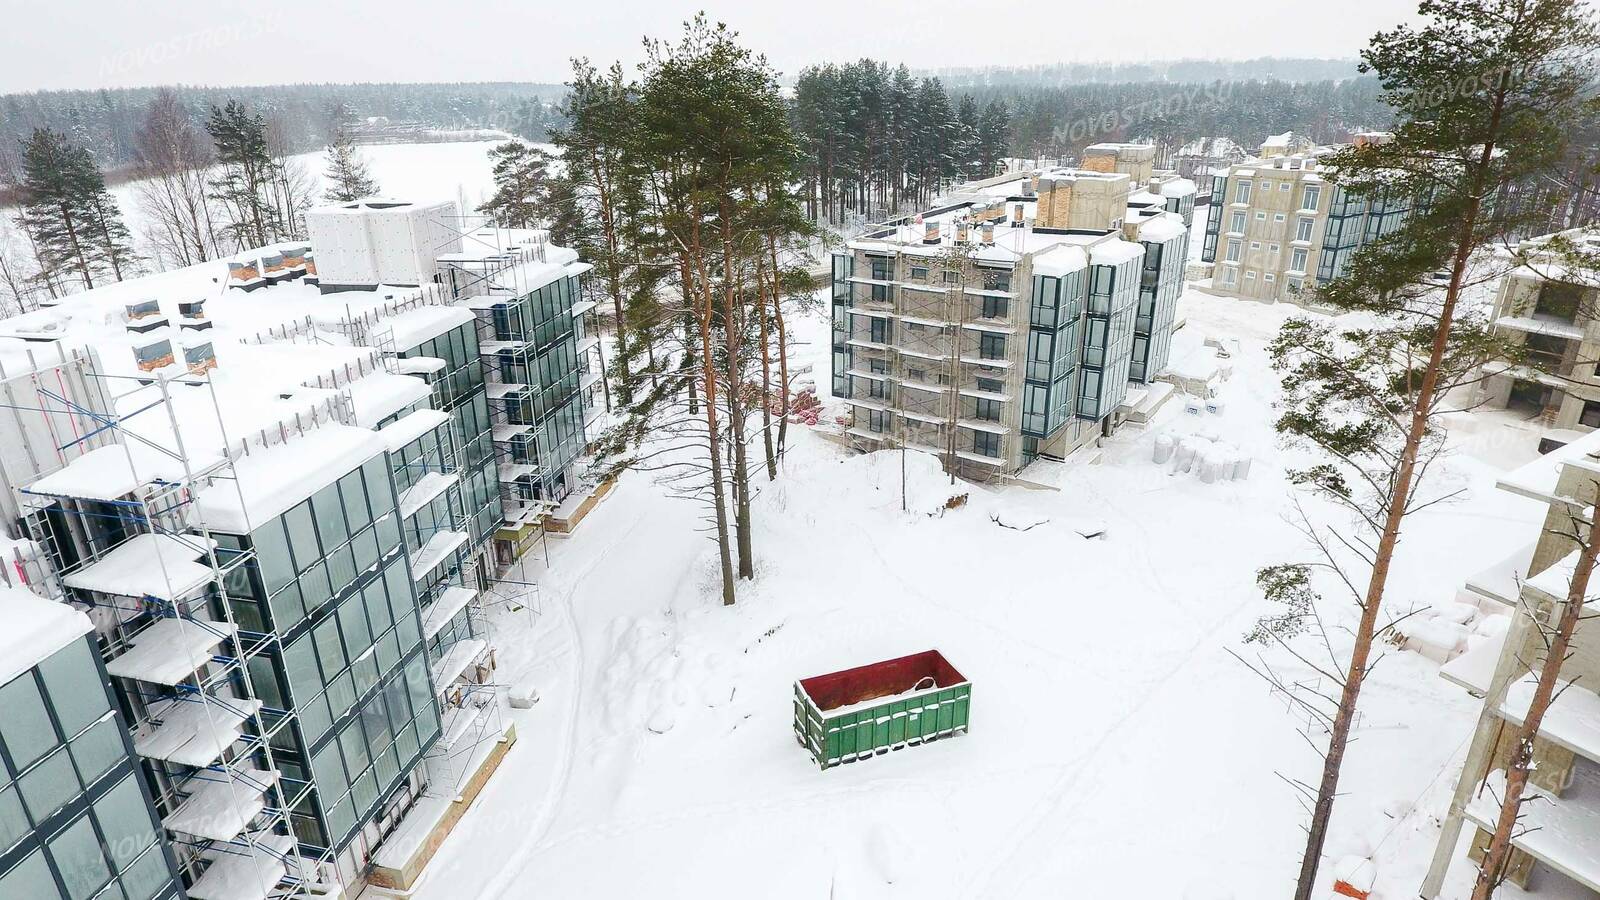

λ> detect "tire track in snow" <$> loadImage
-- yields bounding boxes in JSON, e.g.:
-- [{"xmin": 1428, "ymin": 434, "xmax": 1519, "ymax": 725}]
[{"xmin": 478, "ymin": 489, "xmax": 660, "ymax": 900}]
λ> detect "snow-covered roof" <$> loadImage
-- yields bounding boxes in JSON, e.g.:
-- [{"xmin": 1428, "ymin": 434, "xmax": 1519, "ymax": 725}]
[
  {"xmin": 1089, "ymin": 240, "xmax": 1145, "ymax": 267},
  {"xmin": 1498, "ymin": 429, "xmax": 1600, "ymax": 502},
  {"xmin": 1138, "ymin": 214, "xmax": 1188, "ymax": 244},
  {"xmin": 1158, "ymin": 177, "xmax": 1198, "ymax": 198},
  {"xmin": 386, "ymin": 304, "xmax": 475, "ymax": 351},
  {"xmin": 0, "ymin": 586, "xmax": 91, "ymax": 686},
  {"xmin": 379, "ymin": 409, "xmax": 450, "ymax": 452},
  {"xmin": 196, "ymin": 425, "xmax": 388, "ymax": 534}
]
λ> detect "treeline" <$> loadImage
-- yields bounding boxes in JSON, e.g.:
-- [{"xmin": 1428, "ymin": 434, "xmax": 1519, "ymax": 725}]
[
  {"xmin": 966, "ymin": 77, "xmax": 1391, "ymax": 165},
  {"xmin": 927, "ymin": 57, "xmax": 1363, "ymax": 87},
  {"xmin": 0, "ymin": 81, "xmax": 566, "ymax": 173},
  {"xmin": 791, "ymin": 61, "xmax": 1009, "ymax": 223}
]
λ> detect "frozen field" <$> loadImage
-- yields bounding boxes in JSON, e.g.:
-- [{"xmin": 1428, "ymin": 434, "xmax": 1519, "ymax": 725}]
[{"xmin": 394, "ymin": 292, "xmax": 1552, "ymax": 899}]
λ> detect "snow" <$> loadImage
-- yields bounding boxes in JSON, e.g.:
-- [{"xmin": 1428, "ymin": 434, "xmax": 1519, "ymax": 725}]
[
  {"xmin": 1494, "ymin": 313, "xmax": 1587, "ymax": 340},
  {"xmin": 1438, "ymin": 630, "xmax": 1506, "ymax": 695},
  {"xmin": 186, "ymin": 832, "xmax": 296, "ymax": 900},
  {"xmin": 163, "ymin": 769, "xmax": 279, "ymax": 841},
  {"xmin": 26, "ymin": 444, "xmax": 188, "ymax": 501},
  {"xmin": 1464, "ymin": 540, "xmax": 1536, "ymax": 607},
  {"xmin": 422, "ymin": 586, "xmax": 478, "ymax": 641},
  {"xmin": 134, "ymin": 696, "xmax": 262, "ymax": 767},
  {"xmin": 410, "ymin": 530, "xmax": 469, "ymax": 580},
  {"xmin": 104, "ymin": 616, "xmax": 235, "ymax": 685},
  {"xmin": 1159, "ymin": 177, "xmax": 1199, "ymax": 198},
  {"xmin": 1499, "ymin": 675, "xmax": 1600, "ymax": 762},
  {"xmin": 1463, "ymin": 767, "xmax": 1600, "ymax": 892},
  {"xmin": 62, "ymin": 532, "xmax": 218, "ymax": 601},
  {"xmin": 1087, "ymin": 239, "xmax": 1146, "ymax": 266},
  {"xmin": 405, "ymin": 291, "xmax": 1546, "ymax": 900},
  {"xmin": 379, "ymin": 409, "xmax": 451, "ymax": 452},
  {"xmin": 1138, "ymin": 213, "xmax": 1188, "ymax": 243},
  {"xmin": 346, "ymin": 372, "xmax": 431, "ymax": 426},
  {"xmin": 195, "ymin": 425, "xmax": 386, "ymax": 534},
  {"xmin": 0, "ymin": 585, "xmax": 91, "ymax": 685},
  {"xmin": 1499, "ymin": 427, "xmax": 1600, "ymax": 502},
  {"xmin": 387, "ymin": 304, "xmax": 476, "ymax": 351},
  {"xmin": 399, "ymin": 472, "xmax": 459, "ymax": 519},
  {"xmin": 432, "ymin": 639, "xmax": 487, "ymax": 694}
]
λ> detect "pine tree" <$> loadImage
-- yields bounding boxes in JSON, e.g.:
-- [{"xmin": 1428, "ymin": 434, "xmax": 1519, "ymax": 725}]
[
  {"xmin": 15, "ymin": 128, "xmax": 136, "ymax": 290},
  {"xmin": 477, "ymin": 141, "xmax": 553, "ymax": 229},
  {"xmin": 1249, "ymin": 1, "xmax": 1600, "ymax": 897},
  {"xmin": 323, "ymin": 127, "xmax": 380, "ymax": 203},
  {"xmin": 206, "ymin": 100, "xmax": 279, "ymax": 249}
]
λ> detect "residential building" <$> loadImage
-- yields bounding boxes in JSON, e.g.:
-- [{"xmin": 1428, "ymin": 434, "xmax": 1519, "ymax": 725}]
[
  {"xmin": 1421, "ymin": 428, "xmax": 1600, "ymax": 897},
  {"xmin": 1200, "ymin": 135, "xmax": 1407, "ymax": 302},
  {"xmin": 0, "ymin": 201, "xmax": 597, "ymax": 899},
  {"xmin": 832, "ymin": 151, "xmax": 1192, "ymax": 475},
  {"xmin": 1478, "ymin": 228, "xmax": 1600, "ymax": 435},
  {"xmin": 1, "ymin": 586, "xmax": 182, "ymax": 900}
]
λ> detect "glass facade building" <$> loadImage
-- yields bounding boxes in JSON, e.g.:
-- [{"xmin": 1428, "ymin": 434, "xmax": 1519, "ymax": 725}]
[
  {"xmin": 1021, "ymin": 269, "xmax": 1083, "ymax": 440},
  {"xmin": 1077, "ymin": 256, "xmax": 1140, "ymax": 421},
  {"xmin": 219, "ymin": 448, "xmax": 440, "ymax": 859},
  {"xmin": 1130, "ymin": 230, "xmax": 1188, "ymax": 384},
  {"xmin": 1, "ymin": 635, "xmax": 181, "ymax": 900}
]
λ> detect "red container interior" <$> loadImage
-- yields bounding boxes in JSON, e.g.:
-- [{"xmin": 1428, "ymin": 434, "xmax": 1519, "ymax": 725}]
[{"xmin": 799, "ymin": 650, "xmax": 965, "ymax": 712}]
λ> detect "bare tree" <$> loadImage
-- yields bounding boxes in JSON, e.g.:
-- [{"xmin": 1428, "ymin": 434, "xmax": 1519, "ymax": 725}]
[{"xmin": 133, "ymin": 88, "xmax": 222, "ymax": 268}]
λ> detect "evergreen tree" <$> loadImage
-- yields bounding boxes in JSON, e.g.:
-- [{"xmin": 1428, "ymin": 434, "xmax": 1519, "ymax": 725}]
[
  {"xmin": 478, "ymin": 141, "xmax": 553, "ymax": 229},
  {"xmin": 323, "ymin": 127, "xmax": 380, "ymax": 202},
  {"xmin": 14, "ymin": 128, "xmax": 136, "ymax": 290},
  {"xmin": 1247, "ymin": 1, "xmax": 1600, "ymax": 897},
  {"xmin": 206, "ymin": 101, "xmax": 279, "ymax": 248}
]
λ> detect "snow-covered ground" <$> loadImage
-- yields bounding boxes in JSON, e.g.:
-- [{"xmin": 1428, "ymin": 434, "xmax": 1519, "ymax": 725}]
[{"xmin": 394, "ymin": 291, "xmax": 1557, "ymax": 899}]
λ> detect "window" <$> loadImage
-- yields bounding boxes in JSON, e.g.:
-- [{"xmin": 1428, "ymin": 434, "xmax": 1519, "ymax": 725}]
[
  {"xmin": 981, "ymin": 296, "xmax": 1008, "ymax": 318},
  {"xmin": 867, "ymin": 410, "xmax": 888, "ymax": 433},
  {"xmin": 1245, "ymin": 270, "xmax": 1256, "ymax": 281},
  {"xmin": 974, "ymin": 398, "xmax": 1001, "ymax": 421},
  {"xmin": 975, "ymin": 376, "xmax": 1003, "ymax": 394},
  {"xmin": 1222, "ymin": 268, "xmax": 1237, "ymax": 286},
  {"xmin": 943, "ymin": 270, "xmax": 960, "ymax": 284},
  {"xmin": 1301, "ymin": 185, "xmax": 1321, "ymax": 210},
  {"xmin": 1234, "ymin": 181, "xmax": 1252, "ymax": 204},
  {"xmin": 910, "ymin": 266, "xmax": 928, "ymax": 280},
  {"xmin": 50, "ymin": 813, "xmax": 113, "ymax": 899},
  {"xmin": 1296, "ymin": 217, "xmax": 1314, "ymax": 242},
  {"xmin": 1581, "ymin": 400, "xmax": 1600, "ymax": 428},
  {"xmin": 1254, "ymin": 212, "xmax": 1266, "ymax": 221},
  {"xmin": 1250, "ymin": 242, "xmax": 1261, "ymax": 250},
  {"xmin": 1265, "ymin": 273, "xmax": 1276, "ymax": 282},
  {"xmin": 0, "ymin": 672, "xmax": 58, "ymax": 768},
  {"xmin": 869, "ymin": 318, "xmax": 888, "ymax": 344},
  {"xmin": 906, "ymin": 367, "xmax": 925, "ymax": 382},
  {"xmin": 972, "ymin": 431, "xmax": 1001, "ymax": 458},
  {"xmin": 1290, "ymin": 248, "xmax": 1309, "ymax": 272},
  {"xmin": 868, "ymin": 358, "xmax": 886, "ymax": 375},
  {"xmin": 37, "ymin": 642, "xmax": 106, "ymax": 735},
  {"xmin": 1273, "ymin": 213, "xmax": 1285, "ymax": 223},
  {"xmin": 869, "ymin": 256, "xmax": 892, "ymax": 281},
  {"xmin": 1229, "ymin": 211, "xmax": 1245, "ymax": 233},
  {"xmin": 1280, "ymin": 182, "xmax": 1291, "ymax": 191},
  {"xmin": 1287, "ymin": 277, "xmax": 1303, "ymax": 294},
  {"xmin": 1225, "ymin": 240, "xmax": 1242, "ymax": 263},
  {"xmin": 1269, "ymin": 244, "xmax": 1279, "ymax": 254},
  {"xmin": 1260, "ymin": 180, "xmax": 1272, "ymax": 191},
  {"xmin": 979, "ymin": 333, "xmax": 1006, "ymax": 360}
]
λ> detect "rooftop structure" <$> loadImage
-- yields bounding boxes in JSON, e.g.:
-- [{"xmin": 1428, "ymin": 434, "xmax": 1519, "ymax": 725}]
[
  {"xmin": 0, "ymin": 200, "xmax": 601, "ymax": 899},
  {"xmin": 831, "ymin": 156, "xmax": 1192, "ymax": 476}
]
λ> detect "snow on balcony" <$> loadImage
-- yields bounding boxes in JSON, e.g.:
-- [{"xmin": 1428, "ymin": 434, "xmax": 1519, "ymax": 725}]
[
  {"xmin": 1464, "ymin": 541, "xmax": 1536, "ymax": 607},
  {"xmin": 196, "ymin": 425, "xmax": 387, "ymax": 534},
  {"xmin": 1498, "ymin": 674, "xmax": 1600, "ymax": 763},
  {"xmin": 105, "ymin": 617, "xmax": 236, "ymax": 686},
  {"xmin": 1464, "ymin": 766, "xmax": 1600, "ymax": 893},
  {"xmin": 399, "ymin": 472, "xmax": 459, "ymax": 520},
  {"xmin": 1498, "ymin": 430, "xmax": 1600, "ymax": 503},
  {"xmin": 410, "ymin": 531, "xmax": 469, "ymax": 581},
  {"xmin": 134, "ymin": 697, "xmax": 262, "ymax": 768},
  {"xmin": 378, "ymin": 409, "xmax": 450, "ymax": 453},
  {"xmin": 26, "ymin": 444, "xmax": 191, "ymax": 502},
  {"xmin": 1438, "ymin": 630, "xmax": 1506, "ymax": 696},
  {"xmin": 163, "ymin": 769, "xmax": 279, "ymax": 842},
  {"xmin": 431, "ymin": 638, "xmax": 487, "ymax": 695},
  {"xmin": 63, "ymin": 533, "xmax": 218, "ymax": 601},
  {"xmin": 1493, "ymin": 314, "xmax": 1586, "ymax": 341},
  {"xmin": 186, "ymin": 832, "xmax": 296, "ymax": 900},
  {"xmin": 395, "ymin": 356, "xmax": 446, "ymax": 376},
  {"xmin": 491, "ymin": 424, "xmax": 532, "ymax": 442},
  {"xmin": 346, "ymin": 372, "xmax": 431, "ymax": 428},
  {"xmin": 422, "ymin": 586, "xmax": 478, "ymax": 641}
]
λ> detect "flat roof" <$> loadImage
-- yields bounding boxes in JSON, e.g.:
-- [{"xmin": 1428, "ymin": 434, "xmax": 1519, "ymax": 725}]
[{"xmin": 0, "ymin": 586, "xmax": 92, "ymax": 685}]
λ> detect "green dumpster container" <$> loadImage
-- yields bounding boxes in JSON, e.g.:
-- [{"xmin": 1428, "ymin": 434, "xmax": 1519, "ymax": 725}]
[{"xmin": 793, "ymin": 649, "xmax": 970, "ymax": 769}]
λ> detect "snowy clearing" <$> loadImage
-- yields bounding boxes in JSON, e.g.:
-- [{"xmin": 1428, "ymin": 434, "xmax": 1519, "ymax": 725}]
[{"xmin": 389, "ymin": 290, "xmax": 1555, "ymax": 900}]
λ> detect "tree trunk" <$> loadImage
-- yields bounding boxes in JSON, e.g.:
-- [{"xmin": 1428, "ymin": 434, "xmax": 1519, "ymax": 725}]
[
  {"xmin": 717, "ymin": 194, "xmax": 755, "ymax": 580},
  {"xmin": 769, "ymin": 234, "xmax": 792, "ymax": 455},
  {"xmin": 1470, "ymin": 508, "xmax": 1600, "ymax": 898},
  {"xmin": 755, "ymin": 248, "xmax": 777, "ymax": 481},
  {"xmin": 683, "ymin": 233, "xmax": 735, "ymax": 606},
  {"xmin": 1292, "ymin": 73, "xmax": 1509, "ymax": 900},
  {"xmin": 590, "ymin": 149, "xmax": 631, "ymax": 405}
]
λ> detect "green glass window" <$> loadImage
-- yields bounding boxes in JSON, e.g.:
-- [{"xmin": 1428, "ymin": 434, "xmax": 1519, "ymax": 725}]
[
  {"xmin": 37, "ymin": 641, "xmax": 107, "ymax": 736},
  {"xmin": 67, "ymin": 718, "xmax": 124, "ymax": 787},
  {"xmin": 0, "ymin": 785, "xmax": 29, "ymax": 851},
  {"xmin": 118, "ymin": 846, "xmax": 173, "ymax": 900},
  {"xmin": 93, "ymin": 775, "xmax": 156, "ymax": 868},
  {"xmin": 0, "ymin": 850, "xmax": 61, "ymax": 900},
  {"xmin": 0, "ymin": 672, "xmax": 59, "ymax": 767},
  {"xmin": 19, "ymin": 746, "xmax": 78, "ymax": 821},
  {"xmin": 282, "ymin": 634, "xmax": 322, "ymax": 702},
  {"xmin": 252, "ymin": 522, "xmax": 295, "ymax": 596},
  {"xmin": 48, "ymin": 812, "xmax": 111, "ymax": 900},
  {"xmin": 283, "ymin": 502, "xmax": 318, "ymax": 574},
  {"xmin": 312, "ymin": 485, "xmax": 347, "ymax": 550}
]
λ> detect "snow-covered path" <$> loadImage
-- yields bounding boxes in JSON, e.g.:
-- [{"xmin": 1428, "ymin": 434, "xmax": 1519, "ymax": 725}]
[{"xmin": 404, "ymin": 292, "xmax": 1546, "ymax": 899}]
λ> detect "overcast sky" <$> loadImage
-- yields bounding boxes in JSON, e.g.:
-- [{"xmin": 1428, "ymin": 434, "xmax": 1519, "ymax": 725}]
[{"xmin": 0, "ymin": 0, "xmax": 1419, "ymax": 94}]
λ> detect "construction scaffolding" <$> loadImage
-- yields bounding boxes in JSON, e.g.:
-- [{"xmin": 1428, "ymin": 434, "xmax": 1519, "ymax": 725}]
[{"xmin": 6, "ymin": 354, "xmax": 347, "ymax": 900}]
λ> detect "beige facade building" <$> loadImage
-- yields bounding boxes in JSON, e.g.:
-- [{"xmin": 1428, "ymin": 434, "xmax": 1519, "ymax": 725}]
[
  {"xmin": 1480, "ymin": 228, "xmax": 1600, "ymax": 436},
  {"xmin": 1422, "ymin": 429, "xmax": 1600, "ymax": 896},
  {"xmin": 1199, "ymin": 134, "xmax": 1405, "ymax": 303}
]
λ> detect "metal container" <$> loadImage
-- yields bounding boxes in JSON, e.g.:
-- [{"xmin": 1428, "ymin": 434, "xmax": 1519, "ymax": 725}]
[{"xmin": 793, "ymin": 649, "xmax": 970, "ymax": 769}]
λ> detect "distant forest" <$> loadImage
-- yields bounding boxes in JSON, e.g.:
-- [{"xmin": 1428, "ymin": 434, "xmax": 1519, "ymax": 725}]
[
  {"xmin": 0, "ymin": 82, "xmax": 567, "ymax": 174},
  {"xmin": 924, "ymin": 57, "xmax": 1364, "ymax": 87}
]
